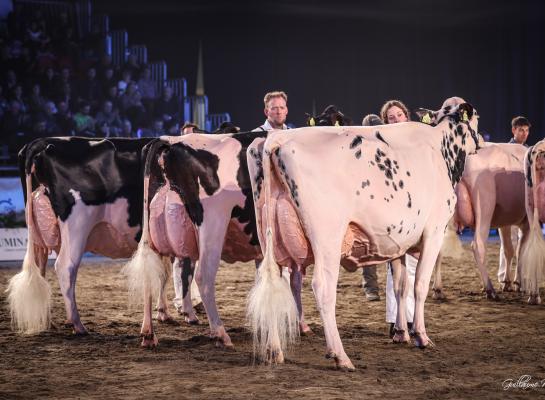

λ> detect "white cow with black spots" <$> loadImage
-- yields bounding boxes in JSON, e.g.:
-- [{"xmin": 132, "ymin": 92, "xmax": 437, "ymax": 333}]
[{"xmin": 246, "ymin": 98, "xmax": 481, "ymax": 370}]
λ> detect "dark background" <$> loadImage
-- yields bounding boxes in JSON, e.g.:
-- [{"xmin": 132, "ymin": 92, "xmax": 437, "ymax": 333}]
[{"xmin": 94, "ymin": 0, "xmax": 545, "ymax": 143}]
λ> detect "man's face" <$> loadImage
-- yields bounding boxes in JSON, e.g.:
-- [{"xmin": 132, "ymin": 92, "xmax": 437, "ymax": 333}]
[
  {"xmin": 512, "ymin": 124, "xmax": 529, "ymax": 144},
  {"xmin": 264, "ymin": 97, "xmax": 288, "ymax": 128}
]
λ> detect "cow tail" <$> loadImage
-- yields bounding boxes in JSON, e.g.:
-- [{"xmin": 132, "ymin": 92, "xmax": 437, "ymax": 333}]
[
  {"xmin": 122, "ymin": 141, "xmax": 167, "ymax": 307},
  {"xmin": 520, "ymin": 149, "xmax": 545, "ymax": 300},
  {"xmin": 6, "ymin": 173, "xmax": 51, "ymax": 334},
  {"xmin": 247, "ymin": 142, "xmax": 298, "ymax": 364}
]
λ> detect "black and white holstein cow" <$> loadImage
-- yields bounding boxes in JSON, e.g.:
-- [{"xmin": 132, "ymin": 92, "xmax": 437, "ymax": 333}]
[
  {"xmin": 125, "ymin": 131, "xmax": 317, "ymax": 348},
  {"xmin": 520, "ymin": 139, "xmax": 545, "ymax": 304},
  {"xmin": 246, "ymin": 98, "xmax": 481, "ymax": 370},
  {"xmin": 5, "ymin": 136, "xmax": 185, "ymax": 335}
]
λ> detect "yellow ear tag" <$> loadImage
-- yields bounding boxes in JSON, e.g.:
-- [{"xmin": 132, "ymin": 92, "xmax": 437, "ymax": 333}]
[
  {"xmin": 309, "ymin": 117, "xmax": 315, "ymax": 126},
  {"xmin": 462, "ymin": 110, "xmax": 469, "ymax": 122},
  {"xmin": 335, "ymin": 120, "xmax": 340, "ymax": 127},
  {"xmin": 422, "ymin": 113, "xmax": 432, "ymax": 124}
]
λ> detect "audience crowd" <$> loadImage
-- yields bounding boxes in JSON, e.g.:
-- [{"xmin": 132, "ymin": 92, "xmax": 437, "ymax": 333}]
[{"xmin": 0, "ymin": 8, "xmax": 183, "ymax": 161}]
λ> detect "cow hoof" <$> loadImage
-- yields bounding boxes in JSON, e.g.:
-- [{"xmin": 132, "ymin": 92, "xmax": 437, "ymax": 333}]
[
  {"xmin": 527, "ymin": 295, "xmax": 542, "ymax": 305},
  {"xmin": 513, "ymin": 282, "xmax": 521, "ymax": 293},
  {"xmin": 326, "ymin": 352, "xmax": 355, "ymax": 371},
  {"xmin": 500, "ymin": 281, "xmax": 512, "ymax": 292},
  {"xmin": 414, "ymin": 332, "xmax": 435, "ymax": 349},
  {"xmin": 65, "ymin": 321, "xmax": 88, "ymax": 335},
  {"xmin": 266, "ymin": 348, "xmax": 284, "ymax": 364},
  {"xmin": 300, "ymin": 322, "xmax": 313, "ymax": 336},
  {"xmin": 392, "ymin": 329, "xmax": 410, "ymax": 344},
  {"xmin": 485, "ymin": 289, "xmax": 499, "ymax": 301},
  {"xmin": 185, "ymin": 315, "xmax": 200, "ymax": 325},
  {"xmin": 193, "ymin": 302, "xmax": 206, "ymax": 314},
  {"xmin": 140, "ymin": 333, "xmax": 158, "ymax": 348},
  {"xmin": 432, "ymin": 289, "xmax": 446, "ymax": 301}
]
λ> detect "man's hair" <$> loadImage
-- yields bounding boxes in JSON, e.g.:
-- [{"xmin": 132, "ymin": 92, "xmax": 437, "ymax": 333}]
[
  {"xmin": 264, "ymin": 91, "xmax": 288, "ymax": 107},
  {"xmin": 362, "ymin": 113, "xmax": 383, "ymax": 126},
  {"xmin": 182, "ymin": 122, "xmax": 199, "ymax": 130},
  {"xmin": 380, "ymin": 99, "xmax": 410, "ymax": 124},
  {"xmin": 511, "ymin": 116, "xmax": 531, "ymax": 128}
]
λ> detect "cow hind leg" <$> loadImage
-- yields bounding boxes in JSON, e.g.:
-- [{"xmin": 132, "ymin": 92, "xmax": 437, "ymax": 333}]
[
  {"xmin": 412, "ymin": 233, "xmax": 446, "ymax": 349},
  {"xmin": 196, "ymin": 231, "xmax": 233, "ymax": 348},
  {"xmin": 156, "ymin": 257, "xmax": 175, "ymax": 323},
  {"xmin": 432, "ymin": 252, "xmax": 446, "ymax": 300},
  {"xmin": 391, "ymin": 257, "xmax": 410, "ymax": 344},
  {"xmin": 289, "ymin": 265, "xmax": 311, "ymax": 335},
  {"xmin": 471, "ymin": 222, "xmax": 498, "ymax": 300},
  {"xmin": 312, "ymin": 243, "xmax": 354, "ymax": 371},
  {"xmin": 55, "ymin": 250, "xmax": 87, "ymax": 335}
]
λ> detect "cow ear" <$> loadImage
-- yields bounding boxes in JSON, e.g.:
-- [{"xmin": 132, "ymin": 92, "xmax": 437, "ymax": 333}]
[
  {"xmin": 44, "ymin": 144, "xmax": 56, "ymax": 155},
  {"xmin": 457, "ymin": 103, "xmax": 474, "ymax": 122},
  {"xmin": 415, "ymin": 108, "xmax": 434, "ymax": 124}
]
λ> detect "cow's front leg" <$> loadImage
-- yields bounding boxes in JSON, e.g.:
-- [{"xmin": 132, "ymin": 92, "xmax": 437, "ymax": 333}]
[
  {"xmin": 413, "ymin": 234, "xmax": 444, "ymax": 349},
  {"xmin": 472, "ymin": 222, "xmax": 497, "ymax": 300},
  {"xmin": 391, "ymin": 257, "xmax": 410, "ymax": 344},
  {"xmin": 498, "ymin": 226, "xmax": 516, "ymax": 292},
  {"xmin": 290, "ymin": 265, "xmax": 311, "ymax": 335},
  {"xmin": 312, "ymin": 248, "xmax": 354, "ymax": 371}
]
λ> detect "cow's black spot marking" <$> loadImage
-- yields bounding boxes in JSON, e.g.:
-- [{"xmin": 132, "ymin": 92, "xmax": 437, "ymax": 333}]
[
  {"xmin": 355, "ymin": 149, "xmax": 362, "ymax": 159},
  {"xmin": 406, "ymin": 171, "xmax": 411, "ymax": 176},
  {"xmin": 399, "ymin": 180, "xmax": 404, "ymax": 189},
  {"xmin": 385, "ymin": 169, "xmax": 393, "ymax": 180},
  {"xmin": 370, "ymin": 194, "xmax": 375, "ymax": 199},
  {"xmin": 392, "ymin": 182, "xmax": 398, "ymax": 191},
  {"xmin": 350, "ymin": 135, "xmax": 363, "ymax": 149},
  {"xmin": 387, "ymin": 226, "xmax": 391, "ymax": 234},
  {"xmin": 398, "ymin": 227, "xmax": 403, "ymax": 234},
  {"xmin": 385, "ymin": 180, "xmax": 390, "ymax": 186},
  {"xmin": 407, "ymin": 192, "xmax": 412, "ymax": 208},
  {"xmin": 418, "ymin": 209, "xmax": 421, "ymax": 215},
  {"xmin": 356, "ymin": 190, "xmax": 360, "ymax": 196},
  {"xmin": 390, "ymin": 194, "xmax": 394, "ymax": 199},
  {"xmin": 375, "ymin": 131, "xmax": 389, "ymax": 146},
  {"xmin": 362, "ymin": 179, "xmax": 371, "ymax": 188}
]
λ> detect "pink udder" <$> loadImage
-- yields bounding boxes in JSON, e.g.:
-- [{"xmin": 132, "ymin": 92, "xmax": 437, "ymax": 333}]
[{"xmin": 31, "ymin": 186, "xmax": 60, "ymax": 248}]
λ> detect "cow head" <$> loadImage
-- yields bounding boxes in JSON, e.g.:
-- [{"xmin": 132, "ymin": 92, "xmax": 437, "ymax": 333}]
[
  {"xmin": 433, "ymin": 98, "xmax": 481, "ymax": 186},
  {"xmin": 306, "ymin": 105, "xmax": 353, "ymax": 127}
]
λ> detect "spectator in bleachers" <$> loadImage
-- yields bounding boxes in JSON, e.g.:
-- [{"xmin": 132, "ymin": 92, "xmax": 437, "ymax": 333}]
[
  {"xmin": 97, "ymin": 54, "xmax": 118, "ymax": 80},
  {"xmin": 124, "ymin": 53, "xmax": 141, "ymax": 79},
  {"xmin": 100, "ymin": 67, "xmax": 117, "ymax": 96},
  {"xmin": 137, "ymin": 66, "xmax": 156, "ymax": 115},
  {"xmin": 104, "ymin": 84, "xmax": 121, "ymax": 114},
  {"xmin": 9, "ymin": 84, "xmax": 28, "ymax": 113},
  {"xmin": 95, "ymin": 100, "xmax": 122, "ymax": 137},
  {"xmin": 117, "ymin": 69, "xmax": 133, "ymax": 96},
  {"xmin": 140, "ymin": 118, "xmax": 165, "ymax": 137},
  {"xmin": 0, "ymin": 86, "xmax": 9, "ymax": 117},
  {"xmin": 40, "ymin": 67, "xmax": 57, "ymax": 99},
  {"xmin": 28, "ymin": 82, "xmax": 47, "ymax": 116},
  {"xmin": 3, "ymin": 70, "xmax": 18, "ymax": 94},
  {"xmin": 55, "ymin": 81, "xmax": 76, "ymax": 112},
  {"xmin": 77, "ymin": 67, "xmax": 102, "ymax": 111},
  {"xmin": 154, "ymin": 86, "xmax": 181, "ymax": 124},
  {"xmin": 120, "ymin": 118, "xmax": 135, "ymax": 138},
  {"xmin": 55, "ymin": 100, "xmax": 75, "ymax": 136},
  {"xmin": 73, "ymin": 101, "xmax": 95, "ymax": 137},
  {"xmin": 41, "ymin": 100, "xmax": 60, "ymax": 135},
  {"xmin": 54, "ymin": 67, "xmax": 74, "ymax": 98},
  {"xmin": 120, "ymin": 81, "xmax": 147, "ymax": 128},
  {"xmin": 30, "ymin": 115, "xmax": 53, "ymax": 139},
  {"xmin": 2, "ymin": 100, "xmax": 29, "ymax": 157},
  {"xmin": 181, "ymin": 122, "xmax": 199, "ymax": 135},
  {"xmin": 54, "ymin": 25, "xmax": 79, "ymax": 70},
  {"xmin": 34, "ymin": 43, "xmax": 57, "ymax": 75},
  {"xmin": 166, "ymin": 119, "xmax": 180, "ymax": 135}
]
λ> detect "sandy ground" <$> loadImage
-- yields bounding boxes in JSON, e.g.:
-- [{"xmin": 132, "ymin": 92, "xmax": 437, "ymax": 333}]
[{"xmin": 1, "ymin": 242, "xmax": 544, "ymax": 400}]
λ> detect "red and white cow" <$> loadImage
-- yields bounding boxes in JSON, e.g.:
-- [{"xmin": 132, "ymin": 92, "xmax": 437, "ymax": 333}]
[
  {"xmin": 520, "ymin": 140, "xmax": 545, "ymax": 304},
  {"xmin": 431, "ymin": 143, "xmax": 530, "ymax": 299},
  {"xmin": 246, "ymin": 98, "xmax": 481, "ymax": 370}
]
